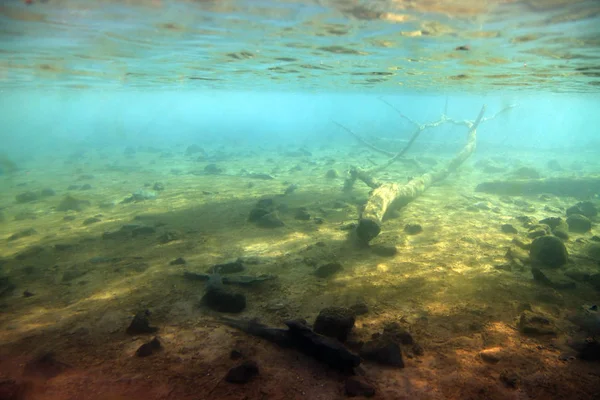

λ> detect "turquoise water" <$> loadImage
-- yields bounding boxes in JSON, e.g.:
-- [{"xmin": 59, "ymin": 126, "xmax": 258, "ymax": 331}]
[{"xmin": 2, "ymin": 1, "xmax": 600, "ymax": 400}]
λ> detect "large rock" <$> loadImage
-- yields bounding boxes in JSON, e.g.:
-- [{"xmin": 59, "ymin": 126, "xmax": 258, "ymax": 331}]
[
  {"xmin": 566, "ymin": 214, "xmax": 592, "ymax": 233},
  {"xmin": 529, "ymin": 235, "xmax": 568, "ymax": 268},
  {"xmin": 313, "ymin": 307, "xmax": 356, "ymax": 342}
]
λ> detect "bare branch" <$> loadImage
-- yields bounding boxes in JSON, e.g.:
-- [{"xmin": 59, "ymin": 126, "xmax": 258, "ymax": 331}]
[{"xmin": 332, "ymin": 120, "xmax": 395, "ymax": 157}]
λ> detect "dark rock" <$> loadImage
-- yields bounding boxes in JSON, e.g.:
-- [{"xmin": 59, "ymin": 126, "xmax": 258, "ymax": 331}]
[
  {"xmin": 203, "ymin": 287, "xmax": 246, "ymax": 313},
  {"xmin": 371, "ymin": 245, "xmax": 397, "ymax": 257},
  {"xmin": 345, "ymin": 377, "xmax": 375, "ymax": 398},
  {"xmin": 204, "ymin": 164, "xmax": 223, "ymax": 174},
  {"xmin": 404, "ymin": 223, "xmax": 422, "ymax": 235},
  {"xmin": 531, "ymin": 267, "xmax": 576, "ymax": 289},
  {"xmin": 225, "ymin": 360, "xmax": 259, "ymax": 383},
  {"xmin": 248, "ymin": 207, "xmax": 270, "ymax": 222},
  {"xmin": 229, "ymin": 349, "xmax": 243, "ymax": 360},
  {"xmin": 587, "ymin": 243, "xmax": 600, "ymax": 261},
  {"xmin": 294, "ymin": 208, "xmax": 311, "ymax": 221},
  {"xmin": 285, "ymin": 319, "xmax": 361, "ymax": 373},
  {"xmin": 40, "ymin": 188, "xmax": 56, "ymax": 197},
  {"xmin": 23, "ymin": 290, "xmax": 34, "ymax": 297},
  {"xmin": 518, "ymin": 311, "xmax": 556, "ymax": 336},
  {"xmin": 8, "ymin": 227, "xmax": 38, "ymax": 241},
  {"xmin": 170, "ymin": 257, "xmax": 186, "ymax": 265},
  {"xmin": 126, "ymin": 310, "xmax": 158, "ymax": 334},
  {"xmin": 185, "ymin": 144, "xmax": 205, "ymax": 156},
  {"xmin": 256, "ymin": 212, "xmax": 284, "ymax": 228},
  {"xmin": 512, "ymin": 167, "xmax": 540, "ymax": 179},
  {"xmin": 566, "ymin": 201, "xmax": 598, "ymax": 219},
  {"xmin": 313, "ymin": 307, "xmax": 356, "ymax": 342},
  {"xmin": 135, "ymin": 337, "xmax": 161, "ymax": 357},
  {"xmin": 383, "ymin": 322, "xmax": 414, "ymax": 345},
  {"xmin": 529, "ymin": 235, "xmax": 568, "ymax": 268},
  {"xmin": 152, "ymin": 182, "xmax": 165, "ymax": 191},
  {"xmin": 14, "ymin": 245, "xmax": 45, "ymax": 260},
  {"xmin": 501, "ymin": 224, "xmax": 518, "ymax": 234},
  {"xmin": 80, "ymin": 183, "xmax": 92, "ymax": 190},
  {"xmin": 16, "ymin": 191, "xmax": 38, "ymax": 203},
  {"xmin": 360, "ymin": 338, "xmax": 404, "ymax": 367},
  {"xmin": 56, "ymin": 195, "xmax": 90, "ymax": 212},
  {"xmin": 566, "ymin": 214, "xmax": 592, "ymax": 233},
  {"xmin": 314, "ymin": 262, "xmax": 343, "ymax": 278},
  {"xmin": 82, "ymin": 217, "xmax": 101, "ymax": 226},
  {"xmin": 67, "ymin": 184, "xmax": 79, "ymax": 190}
]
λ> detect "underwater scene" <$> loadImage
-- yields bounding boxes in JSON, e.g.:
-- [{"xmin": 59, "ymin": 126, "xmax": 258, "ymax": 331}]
[{"xmin": 1, "ymin": 0, "xmax": 600, "ymax": 399}]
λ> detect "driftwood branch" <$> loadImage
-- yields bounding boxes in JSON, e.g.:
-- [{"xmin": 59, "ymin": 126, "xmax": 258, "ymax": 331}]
[
  {"xmin": 356, "ymin": 105, "xmax": 487, "ymax": 243},
  {"xmin": 337, "ymin": 101, "xmax": 516, "ymax": 191}
]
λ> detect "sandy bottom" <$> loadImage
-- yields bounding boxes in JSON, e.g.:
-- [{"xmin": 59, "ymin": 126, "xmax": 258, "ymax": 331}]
[{"xmin": 0, "ymin": 147, "xmax": 599, "ymax": 399}]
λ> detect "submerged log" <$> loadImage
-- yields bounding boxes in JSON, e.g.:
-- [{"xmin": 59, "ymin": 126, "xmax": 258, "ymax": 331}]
[
  {"xmin": 356, "ymin": 105, "xmax": 487, "ymax": 243},
  {"xmin": 475, "ymin": 177, "xmax": 600, "ymax": 198}
]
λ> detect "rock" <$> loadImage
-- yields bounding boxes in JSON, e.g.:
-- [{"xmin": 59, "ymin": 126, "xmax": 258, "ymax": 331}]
[
  {"xmin": 501, "ymin": 224, "xmax": 518, "ymax": 234},
  {"xmin": 314, "ymin": 262, "xmax": 343, "ymax": 278},
  {"xmin": 204, "ymin": 164, "xmax": 223, "ymax": 174},
  {"xmin": 566, "ymin": 214, "xmax": 592, "ymax": 233},
  {"xmin": 57, "ymin": 195, "xmax": 90, "ymax": 212},
  {"xmin": 8, "ymin": 227, "xmax": 37, "ymax": 241},
  {"xmin": 383, "ymin": 322, "xmax": 414, "ymax": 345},
  {"xmin": 529, "ymin": 235, "xmax": 568, "ymax": 268},
  {"xmin": 135, "ymin": 337, "xmax": 161, "ymax": 357},
  {"xmin": 229, "ymin": 349, "xmax": 243, "ymax": 360},
  {"xmin": 170, "ymin": 257, "xmax": 186, "ymax": 265},
  {"xmin": 203, "ymin": 287, "xmax": 246, "ymax": 313},
  {"xmin": 82, "ymin": 217, "xmax": 101, "ymax": 226},
  {"xmin": 325, "ymin": 169, "xmax": 338, "ymax": 179},
  {"xmin": 256, "ymin": 212, "xmax": 284, "ymax": 228},
  {"xmin": 404, "ymin": 223, "xmax": 422, "ymax": 235},
  {"xmin": 570, "ymin": 338, "xmax": 600, "ymax": 361},
  {"xmin": 531, "ymin": 267, "xmax": 576, "ymax": 289},
  {"xmin": 283, "ymin": 183, "xmax": 298, "ymax": 195},
  {"xmin": 294, "ymin": 208, "xmax": 311, "ymax": 220},
  {"xmin": 345, "ymin": 376, "xmax": 375, "ymax": 397},
  {"xmin": 313, "ymin": 307, "xmax": 356, "ymax": 342},
  {"xmin": 512, "ymin": 166, "xmax": 540, "ymax": 179},
  {"xmin": 152, "ymin": 182, "xmax": 165, "ymax": 191},
  {"xmin": 126, "ymin": 310, "xmax": 158, "ymax": 334},
  {"xmin": 587, "ymin": 243, "xmax": 600, "ymax": 261},
  {"xmin": 16, "ymin": 191, "xmax": 38, "ymax": 203},
  {"xmin": 566, "ymin": 201, "xmax": 598, "ymax": 219},
  {"xmin": 225, "ymin": 360, "xmax": 259, "ymax": 383},
  {"xmin": 518, "ymin": 311, "xmax": 556, "ymax": 336},
  {"xmin": 479, "ymin": 347, "xmax": 503, "ymax": 364},
  {"xmin": 359, "ymin": 338, "xmax": 404, "ymax": 367},
  {"xmin": 40, "ymin": 188, "xmax": 56, "ymax": 197},
  {"xmin": 185, "ymin": 144, "xmax": 204, "ymax": 156},
  {"xmin": 80, "ymin": 183, "xmax": 92, "ymax": 190}
]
